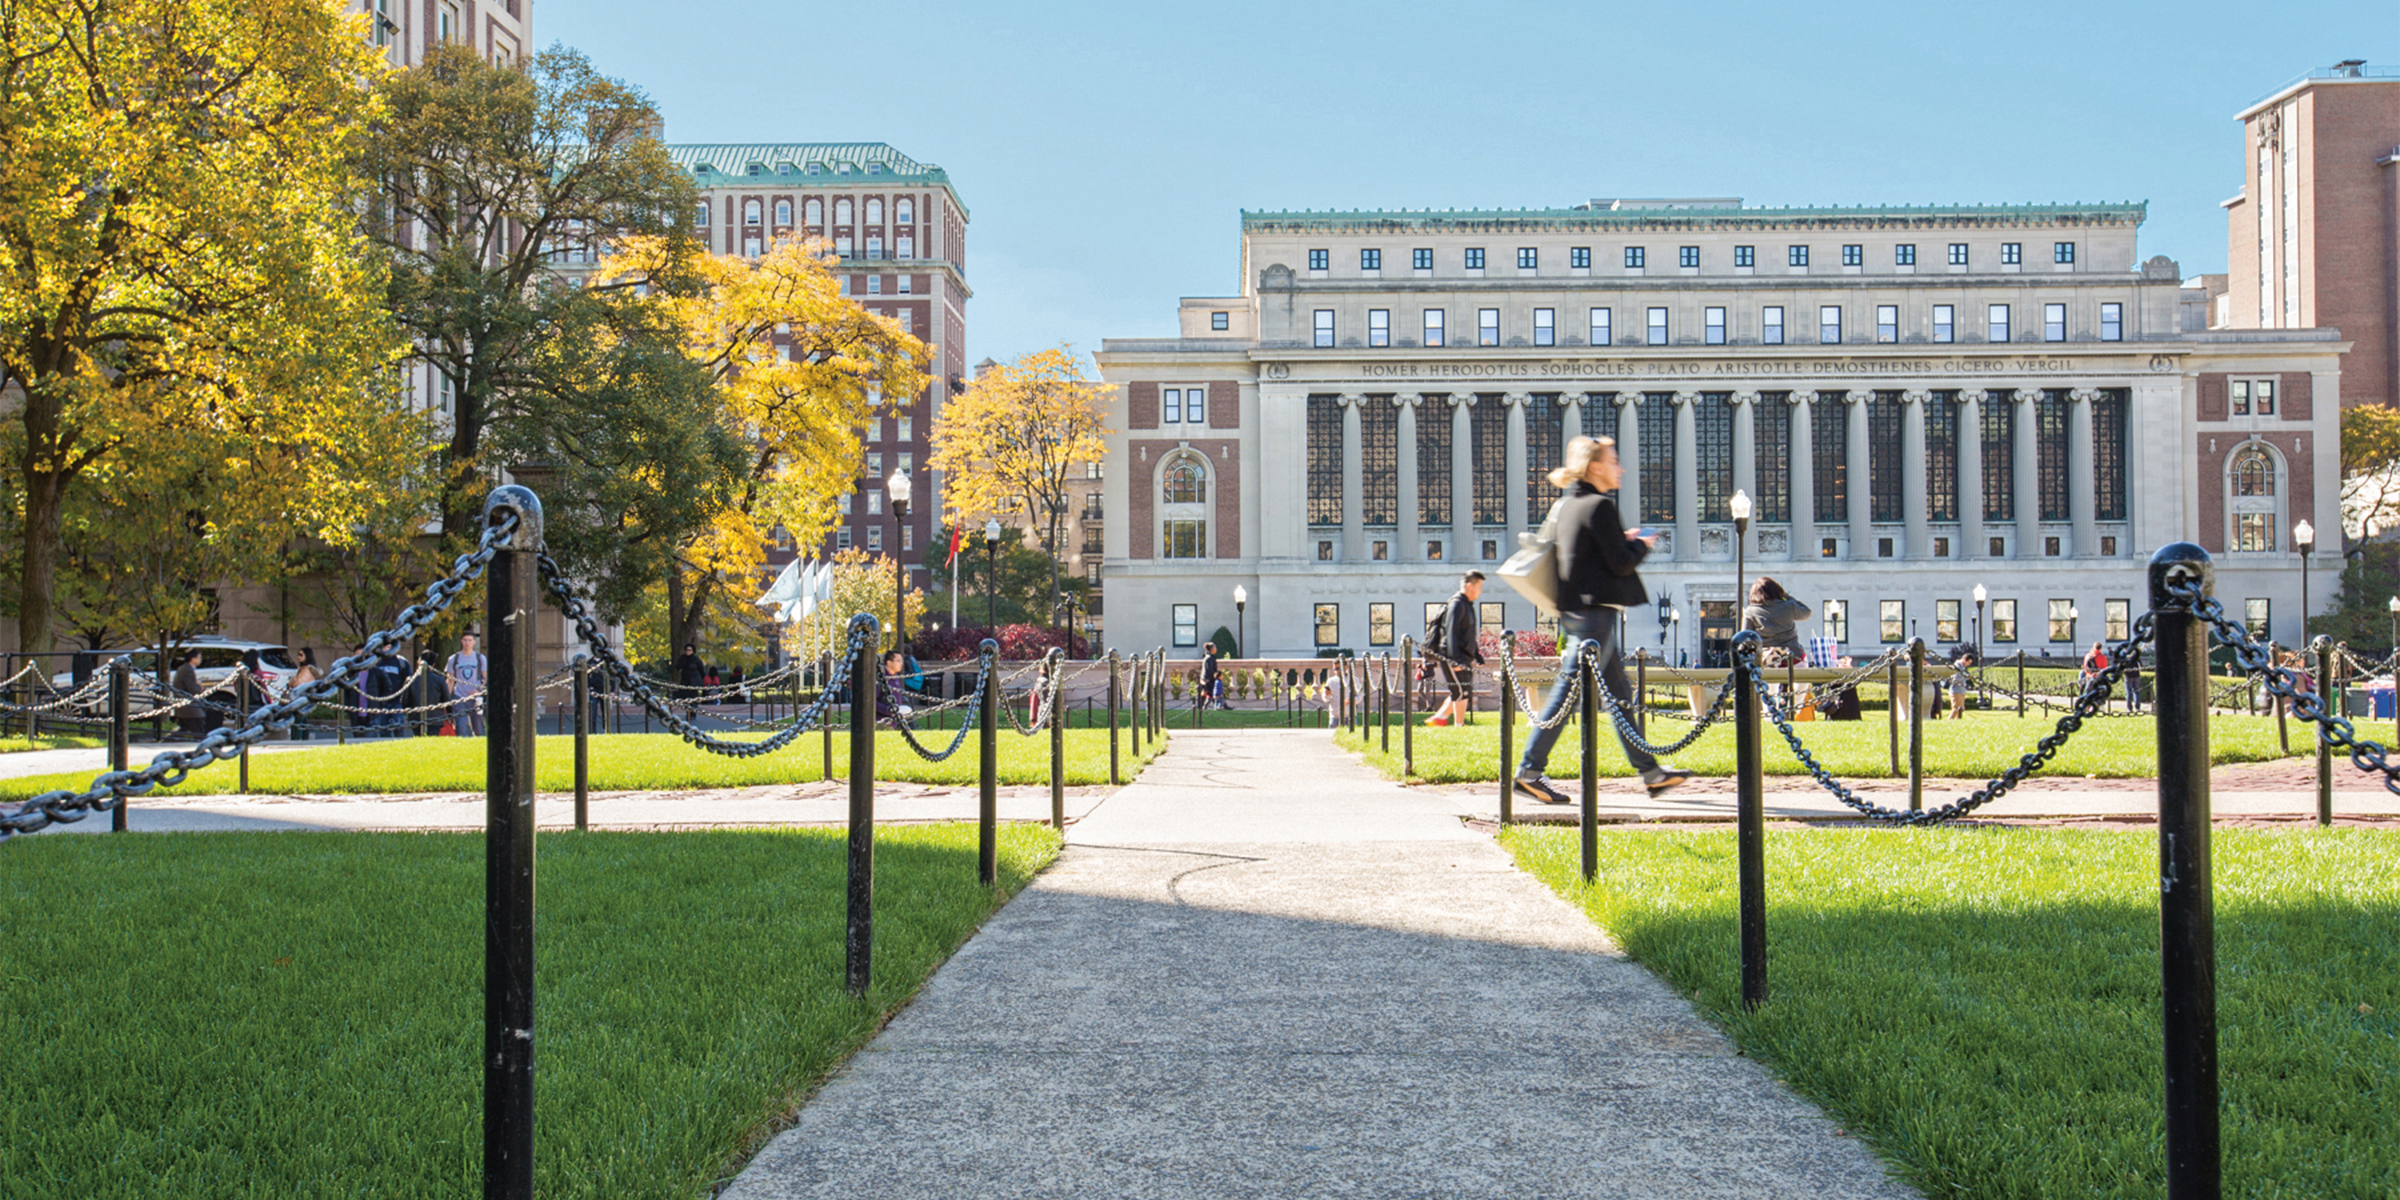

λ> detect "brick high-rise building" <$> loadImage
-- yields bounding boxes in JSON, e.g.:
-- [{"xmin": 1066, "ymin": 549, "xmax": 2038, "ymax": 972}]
[{"xmin": 2221, "ymin": 60, "xmax": 2400, "ymax": 409}]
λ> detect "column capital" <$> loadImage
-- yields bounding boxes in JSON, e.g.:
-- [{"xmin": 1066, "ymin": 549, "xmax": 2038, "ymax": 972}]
[
  {"xmin": 1500, "ymin": 392, "xmax": 1531, "ymax": 407},
  {"xmin": 1670, "ymin": 390, "xmax": 1698, "ymax": 406},
  {"xmin": 1337, "ymin": 393, "xmax": 1364, "ymax": 408},
  {"xmin": 2069, "ymin": 388, "xmax": 2100, "ymax": 404},
  {"xmin": 1730, "ymin": 391, "xmax": 1757, "ymax": 406},
  {"xmin": 1902, "ymin": 389, "xmax": 1931, "ymax": 406}
]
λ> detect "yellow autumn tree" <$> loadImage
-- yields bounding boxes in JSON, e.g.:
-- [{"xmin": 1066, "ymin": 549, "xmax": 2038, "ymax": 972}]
[
  {"xmin": 927, "ymin": 347, "xmax": 1111, "ymax": 623},
  {"xmin": 592, "ymin": 233, "xmax": 929, "ymax": 653}
]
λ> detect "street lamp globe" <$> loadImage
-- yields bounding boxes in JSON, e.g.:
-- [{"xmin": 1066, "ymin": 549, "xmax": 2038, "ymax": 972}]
[
  {"xmin": 887, "ymin": 469, "xmax": 912, "ymax": 509},
  {"xmin": 2387, "ymin": 596, "xmax": 2398, "ymax": 614},
  {"xmin": 2294, "ymin": 519, "xmax": 2315, "ymax": 550},
  {"xmin": 983, "ymin": 518, "xmax": 1002, "ymax": 545},
  {"xmin": 1728, "ymin": 490, "xmax": 1752, "ymax": 522},
  {"xmin": 1972, "ymin": 583, "xmax": 1987, "ymax": 604}
]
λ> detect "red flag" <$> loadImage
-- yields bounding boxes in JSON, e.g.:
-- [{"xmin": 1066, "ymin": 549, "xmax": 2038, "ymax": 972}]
[{"xmin": 945, "ymin": 524, "xmax": 964, "ymax": 567}]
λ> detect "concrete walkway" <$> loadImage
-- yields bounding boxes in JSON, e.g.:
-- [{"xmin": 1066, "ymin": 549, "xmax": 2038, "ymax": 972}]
[{"xmin": 723, "ymin": 730, "xmax": 1916, "ymax": 1200}]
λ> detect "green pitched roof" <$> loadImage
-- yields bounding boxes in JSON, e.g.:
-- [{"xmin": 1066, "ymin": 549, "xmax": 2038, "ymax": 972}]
[
  {"xmin": 1240, "ymin": 202, "xmax": 2145, "ymax": 231},
  {"xmin": 668, "ymin": 143, "xmax": 964, "ymax": 213}
]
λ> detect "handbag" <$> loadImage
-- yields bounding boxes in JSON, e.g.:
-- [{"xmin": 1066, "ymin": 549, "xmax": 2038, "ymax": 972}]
[{"xmin": 1497, "ymin": 498, "xmax": 1566, "ymax": 618}]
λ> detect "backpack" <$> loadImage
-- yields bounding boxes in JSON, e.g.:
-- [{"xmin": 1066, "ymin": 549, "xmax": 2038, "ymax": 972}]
[{"xmin": 1422, "ymin": 606, "xmax": 1449, "ymax": 656}]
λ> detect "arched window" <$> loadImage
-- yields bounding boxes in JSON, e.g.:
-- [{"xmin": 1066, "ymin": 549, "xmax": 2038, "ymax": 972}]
[
  {"xmin": 742, "ymin": 200, "xmax": 761, "ymax": 226},
  {"xmin": 2231, "ymin": 446, "xmax": 2275, "ymax": 497},
  {"xmin": 896, "ymin": 197, "xmax": 914, "ymax": 225},
  {"xmin": 866, "ymin": 198, "xmax": 884, "ymax": 225},
  {"xmin": 834, "ymin": 197, "xmax": 853, "ymax": 224},
  {"xmin": 804, "ymin": 197, "xmax": 823, "ymax": 224},
  {"xmin": 1164, "ymin": 460, "xmax": 1207, "ymax": 504},
  {"xmin": 2228, "ymin": 442, "xmax": 2282, "ymax": 552},
  {"xmin": 694, "ymin": 201, "xmax": 711, "ymax": 227},
  {"xmin": 773, "ymin": 199, "xmax": 791, "ymax": 226}
]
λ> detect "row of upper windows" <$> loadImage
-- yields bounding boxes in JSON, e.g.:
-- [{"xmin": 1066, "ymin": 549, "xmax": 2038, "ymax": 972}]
[
  {"xmin": 698, "ymin": 197, "xmax": 920, "ymax": 227},
  {"xmin": 1302, "ymin": 242, "xmax": 2080, "ymax": 274},
  {"xmin": 1310, "ymin": 302, "xmax": 2127, "ymax": 348}
]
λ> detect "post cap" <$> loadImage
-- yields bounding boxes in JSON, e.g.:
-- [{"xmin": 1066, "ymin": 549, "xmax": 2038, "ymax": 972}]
[
  {"xmin": 2147, "ymin": 542, "xmax": 2213, "ymax": 611},
  {"xmin": 2310, "ymin": 634, "xmax": 2332, "ymax": 652},
  {"xmin": 1731, "ymin": 630, "xmax": 1760, "ymax": 649},
  {"xmin": 483, "ymin": 484, "xmax": 544, "ymax": 551}
]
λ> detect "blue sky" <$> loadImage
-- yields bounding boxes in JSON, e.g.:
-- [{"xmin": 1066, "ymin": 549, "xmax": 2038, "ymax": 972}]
[{"xmin": 545, "ymin": 0, "xmax": 2398, "ymax": 366}]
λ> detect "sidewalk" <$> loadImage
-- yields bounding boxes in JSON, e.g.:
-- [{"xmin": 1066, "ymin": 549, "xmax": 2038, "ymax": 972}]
[{"xmin": 722, "ymin": 731, "xmax": 1915, "ymax": 1200}]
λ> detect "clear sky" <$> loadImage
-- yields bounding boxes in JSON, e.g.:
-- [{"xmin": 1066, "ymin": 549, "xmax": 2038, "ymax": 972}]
[{"xmin": 543, "ymin": 0, "xmax": 2398, "ymax": 367}]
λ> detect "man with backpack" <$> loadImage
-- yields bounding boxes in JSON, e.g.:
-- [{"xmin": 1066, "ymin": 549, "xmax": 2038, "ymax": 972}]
[
  {"xmin": 446, "ymin": 633, "xmax": 488, "ymax": 737},
  {"xmin": 1424, "ymin": 570, "xmax": 1487, "ymax": 727}
]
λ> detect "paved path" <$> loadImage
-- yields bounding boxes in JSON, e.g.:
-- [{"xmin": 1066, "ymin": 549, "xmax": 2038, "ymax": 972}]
[{"xmin": 723, "ymin": 731, "xmax": 1915, "ymax": 1200}]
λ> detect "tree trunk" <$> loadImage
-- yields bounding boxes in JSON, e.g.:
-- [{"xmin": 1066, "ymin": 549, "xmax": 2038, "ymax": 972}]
[{"xmin": 15, "ymin": 390, "xmax": 70, "ymax": 655}]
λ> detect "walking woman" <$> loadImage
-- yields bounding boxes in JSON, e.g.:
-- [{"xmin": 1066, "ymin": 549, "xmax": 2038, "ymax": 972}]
[{"xmin": 1513, "ymin": 436, "xmax": 1696, "ymax": 803}]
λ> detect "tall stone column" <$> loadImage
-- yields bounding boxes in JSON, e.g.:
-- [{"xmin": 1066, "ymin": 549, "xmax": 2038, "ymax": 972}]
[
  {"xmin": 1959, "ymin": 390, "xmax": 1985, "ymax": 558},
  {"xmin": 1504, "ymin": 393, "xmax": 1528, "ymax": 533},
  {"xmin": 1790, "ymin": 391, "xmax": 1815, "ymax": 560},
  {"xmin": 1340, "ymin": 395, "xmax": 1364, "ymax": 561},
  {"xmin": 1731, "ymin": 392, "xmax": 1758, "ymax": 513},
  {"xmin": 2014, "ymin": 387, "xmax": 2041, "ymax": 559},
  {"xmin": 1397, "ymin": 397, "xmax": 1420, "ymax": 561},
  {"xmin": 1451, "ymin": 395, "xmax": 1475, "ymax": 560},
  {"xmin": 1846, "ymin": 390, "xmax": 1872, "ymax": 558},
  {"xmin": 2069, "ymin": 388, "xmax": 2099, "ymax": 557},
  {"xmin": 1617, "ymin": 394, "xmax": 1642, "ymax": 530},
  {"xmin": 1673, "ymin": 392, "xmax": 1699, "ymax": 560},
  {"xmin": 1902, "ymin": 390, "xmax": 1930, "ymax": 559}
]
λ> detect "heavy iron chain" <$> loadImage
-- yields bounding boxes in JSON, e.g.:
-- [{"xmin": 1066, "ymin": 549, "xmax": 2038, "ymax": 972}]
[
  {"xmin": 1744, "ymin": 616, "xmax": 2154, "ymax": 825},
  {"xmin": 1587, "ymin": 640, "xmax": 1733, "ymax": 757},
  {"xmin": 1499, "ymin": 642, "xmax": 1587, "ymax": 732},
  {"xmin": 2179, "ymin": 582, "xmax": 2400, "ymax": 797},
  {"xmin": 1002, "ymin": 650, "xmax": 1063, "ymax": 736},
  {"xmin": 892, "ymin": 644, "xmax": 995, "ymax": 762},
  {"xmin": 0, "ymin": 513, "xmax": 521, "ymax": 839},
  {"xmin": 539, "ymin": 553, "xmax": 870, "ymax": 757}
]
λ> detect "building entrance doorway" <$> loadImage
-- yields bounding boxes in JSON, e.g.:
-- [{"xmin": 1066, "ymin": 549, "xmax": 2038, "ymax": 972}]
[{"xmin": 1699, "ymin": 600, "xmax": 1737, "ymax": 668}]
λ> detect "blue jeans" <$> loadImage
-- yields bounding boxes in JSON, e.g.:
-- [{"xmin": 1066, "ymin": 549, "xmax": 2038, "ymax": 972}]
[{"xmin": 1517, "ymin": 607, "xmax": 1660, "ymax": 779}]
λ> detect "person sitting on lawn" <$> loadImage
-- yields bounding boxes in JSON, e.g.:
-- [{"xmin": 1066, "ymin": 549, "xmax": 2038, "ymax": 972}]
[{"xmin": 875, "ymin": 650, "xmax": 915, "ymax": 727}]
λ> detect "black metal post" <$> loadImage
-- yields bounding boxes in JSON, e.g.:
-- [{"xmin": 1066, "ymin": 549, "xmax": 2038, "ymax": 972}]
[
  {"xmin": 1130, "ymin": 657, "xmax": 1144, "ymax": 758},
  {"xmin": 2149, "ymin": 542, "xmax": 2221, "ymax": 1200},
  {"xmin": 1499, "ymin": 644, "xmax": 1516, "ymax": 826},
  {"xmin": 847, "ymin": 618, "xmax": 877, "ymax": 995},
  {"xmin": 2017, "ymin": 649, "xmax": 2027, "ymax": 718},
  {"xmin": 1107, "ymin": 649, "xmax": 1121, "ymax": 784},
  {"xmin": 481, "ymin": 485, "xmax": 542, "ymax": 1200},
  {"xmin": 1908, "ymin": 637, "xmax": 1926, "ymax": 812},
  {"xmin": 1634, "ymin": 649, "xmax": 1648, "ymax": 739},
  {"xmin": 237, "ymin": 673, "xmax": 251, "ymax": 795},
  {"xmin": 1379, "ymin": 654, "xmax": 1391, "ymax": 754},
  {"xmin": 572, "ymin": 659, "xmax": 590, "ymax": 832},
  {"xmin": 823, "ymin": 651, "xmax": 837, "ymax": 781},
  {"xmin": 1733, "ymin": 632, "xmax": 1767, "ymax": 1011},
  {"xmin": 2274, "ymin": 642, "xmax": 2291, "ymax": 753},
  {"xmin": 1154, "ymin": 649, "xmax": 1165, "ymax": 738},
  {"xmin": 109, "ymin": 660, "xmax": 129, "ymax": 833},
  {"xmin": 1049, "ymin": 652, "xmax": 1066, "ymax": 829},
  {"xmin": 1401, "ymin": 637, "xmax": 1416, "ymax": 777},
  {"xmin": 1578, "ymin": 642, "xmax": 1598, "ymax": 883},
  {"xmin": 2314, "ymin": 636, "xmax": 2333, "ymax": 827},
  {"xmin": 978, "ymin": 641, "xmax": 998, "ymax": 884}
]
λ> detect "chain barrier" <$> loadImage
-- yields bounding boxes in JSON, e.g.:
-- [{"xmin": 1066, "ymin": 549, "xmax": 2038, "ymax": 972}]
[
  {"xmin": 2179, "ymin": 584, "xmax": 2400, "ymax": 797},
  {"xmin": 1743, "ymin": 618, "xmax": 2153, "ymax": 825},
  {"xmin": 891, "ymin": 647, "xmax": 995, "ymax": 762},
  {"xmin": 1001, "ymin": 652, "xmax": 1061, "ymax": 736},
  {"xmin": 0, "ymin": 513, "xmax": 521, "ymax": 838},
  {"xmin": 0, "ymin": 672, "xmax": 116, "ymax": 715}
]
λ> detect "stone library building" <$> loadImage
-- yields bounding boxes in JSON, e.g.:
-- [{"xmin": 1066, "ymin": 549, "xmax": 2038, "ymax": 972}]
[{"xmin": 1093, "ymin": 198, "xmax": 2342, "ymax": 663}]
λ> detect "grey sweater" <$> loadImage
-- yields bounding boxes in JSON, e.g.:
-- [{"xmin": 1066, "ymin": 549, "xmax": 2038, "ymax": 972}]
[{"xmin": 1743, "ymin": 598, "xmax": 1813, "ymax": 651}]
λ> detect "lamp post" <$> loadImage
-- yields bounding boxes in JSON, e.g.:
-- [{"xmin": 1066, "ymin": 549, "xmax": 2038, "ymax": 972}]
[
  {"xmin": 2388, "ymin": 595, "xmax": 2397, "ymax": 661},
  {"xmin": 1671, "ymin": 607, "xmax": 1683, "ymax": 666},
  {"xmin": 1972, "ymin": 583, "xmax": 1987, "ymax": 664},
  {"xmin": 983, "ymin": 518, "xmax": 1002, "ymax": 632},
  {"xmin": 1056, "ymin": 593, "xmax": 1083, "ymax": 657},
  {"xmin": 1233, "ymin": 585, "xmax": 1248, "ymax": 659},
  {"xmin": 1657, "ymin": 593, "xmax": 1672, "ymax": 652},
  {"xmin": 2069, "ymin": 605, "xmax": 2080, "ymax": 654},
  {"xmin": 2295, "ymin": 518, "xmax": 2316, "ymax": 646},
  {"xmin": 1730, "ymin": 490, "xmax": 1752, "ymax": 652},
  {"xmin": 888, "ymin": 470, "xmax": 911, "ymax": 655}
]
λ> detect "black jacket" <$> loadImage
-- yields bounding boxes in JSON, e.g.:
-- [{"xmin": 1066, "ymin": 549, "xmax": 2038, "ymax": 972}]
[
  {"xmin": 1433, "ymin": 592, "xmax": 1484, "ymax": 665},
  {"xmin": 1554, "ymin": 481, "xmax": 1652, "ymax": 611}
]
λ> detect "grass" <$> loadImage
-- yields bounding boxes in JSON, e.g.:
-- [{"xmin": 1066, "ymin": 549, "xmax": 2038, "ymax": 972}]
[
  {"xmin": 1337, "ymin": 710, "xmax": 2299, "ymax": 783},
  {"xmin": 0, "ymin": 729, "xmax": 1163, "ymax": 802},
  {"xmin": 907, "ymin": 703, "xmax": 1328, "ymax": 730},
  {"xmin": 0, "ymin": 733, "xmax": 104, "ymax": 754},
  {"xmin": 0, "ymin": 823, "xmax": 1060, "ymax": 1199},
  {"xmin": 1501, "ymin": 826, "xmax": 2399, "ymax": 1199}
]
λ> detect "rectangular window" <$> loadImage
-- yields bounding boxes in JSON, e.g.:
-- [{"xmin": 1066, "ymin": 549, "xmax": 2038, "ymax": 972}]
[
  {"xmin": 1933, "ymin": 304, "xmax": 1954, "ymax": 343},
  {"xmin": 1464, "ymin": 247, "xmax": 1485, "ymax": 270},
  {"xmin": 1646, "ymin": 307, "xmax": 1668, "ymax": 345},
  {"xmin": 1313, "ymin": 604, "xmax": 1340, "ymax": 647},
  {"xmin": 1369, "ymin": 602, "xmax": 1394, "ymax": 646},
  {"xmin": 1842, "ymin": 244, "xmax": 1863, "ymax": 267},
  {"xmin": 1926, "ymin": 393, "xmax": 1959, "ymax": 522},
  {"xmin": 1570, "ymin": 246, "xmax": 1590, "ymax": 269},
  {"xmin": 902, "ymin": 526, "xmax": 914, "ymax": 551},
  {"xmin": 1478, "ymin": 308, "xmax": 1501, "ymax": 347},
  {"xmin": 1812, "ymin": 395, "xmax": 1847, "ymax": 524},
  {"xmin": 1819, "ymin": 305, "xmax": 1842, "ymax": 344},
  {"xmin": 2232, "ymin": 380, "xmax": 2249, "ymax": 415},
  {"xmin": 1417, "ymin": 400, "xmax": 1451, "ymax": 525},
  {"xmin": 1788, "ymin": 245, "xmax": 1809, "ymax": 267},
  {"xmin": 2044, "ymin": 303, "xmax": 2066, "ymax": 342},
  {"xmin": 2093, "ymin": 390, "xmax": 2127, "ymax": 521},
  {"xmin": 1704, "ymin": 307, "xmax": 1727, "ymax": 345},
  {"xmin": 1162, "ymin": 387, "xmax": 1182, "ymax": 424},
  {"xmin": 2037, "ymin": 391, "xmax": 2070, "ymax": 522},
  {"xmin": 1639, "ymin": 393, "xmax": 1677, "ymax": 524},
  {"xmin": 1983, "ymin": 395, "xmax": 2015, "ymax": 521},
  {"xmin": 1314, "ymin": 309, "xmax": 1335, "ymax": 348},
  {"xmin": 1423, "ymin": 308, "xmax": 1445, "ymax": 347},
  {"xmin": 867, "ymin": 453, "xmax": 883, "ymax": 478},
  {"xmin": 1679, "ymin": 245, "xmax": 1700, "ymax": 269},
  {"xmin": 836, "ymin": 528, "xmax": 851, "ymax": 550},
  {"xmin": 1869, "ymin": 394, "xmax": 1903, "ymax": 522},
  {"xmin": 1624, "ymin": 246, "xmax": 1646, "ymax": 269},
  {"xmin": 1987, "ymin": 304, "xmax": 2010, "ymax": 343},
  {"xmin": 2256, "ymin": 379, "xmax": 2276, "ymax": 415},
  {"xmin": 1991, "ymin": 599, "xmax": 2017, "ymax": 643},
  {"xmin": 1473, "ymin": 401, "xmax": 1508, "ymax": 525},
  {"xmin": 1361, "ymin": 400, "xmax": 1397, "ymax": 526},
  {"xmin": 2048, "ymin": 599, "xmax": 2074, "ymax": 643},
  {"xmin": 1936, "ymin": 599, "xmax": 1961, "ymax": 643},
  {"xmin": 1524, "ymin": 397, "xmax": 1562, "ymax": 520},
  {"xmin": 1368, "ymin": 309, "xmax": 1390, "ymax": 347},
  {"xmin": 1824, "ymin": 600, "xmax": 1849, "ymax": 642},
  {"xmin": 2104, "ymin": 599, "xmax": 2129, "ymax": 642},
  {"xmin": 866, "ymin": 527, "xmax": 883, "ymax": 552},
  {"xmin": 1880, "ymin": 600, "xmax": 1905, "ymax": 644},
  {"xmin": 1755, "ymin": 393, "xmax": 1790, "ymax": 522},
  {"xmin": 1309, "ymin": 249, "xmax": 1329, "ymax": 271},
  {"xmin": 1896, "ymin": 244, "xmax": 1917, "ymax": 266},
  {"xmin": 1307, "ymin": 395, "xmax": 1343, "ymax": 526},
  {"xmin": 1589, "ymin": 307, "xmax": 1611, "ymax": 346},
  {"xmin": 1480, "ymin": 601, "xmax": 1506, "ymax": 637},
  {"xmin": 1518, "ymin": 247, "xmax": 1538, "ymax": 270},
  {"xmin": 1173, "ymin": 604, "xmax": 1199, "ymax": 647},
  {"xmin": 1948, "ymin": 243, "xmax": 1969, "ymax": 266},
  {"xmin": 2002, "ymin": 242, "xmax": 2022, "ymax": 265},
  {"xmin": 1361, "ymin": 248, "xmax": 1382, "ymax": 271},
  {"xmin": 1762, "ymin": 306, "xmax": 1784, "ymax": 345},
  {"xmin": 1533, "ymin": 308, "xmax": 1555, "ymax": 346},
  {"xmin": 2234, "ymin": 512, "xmax": 2273, "ymax": 552},
  {"xmin": 1163, "ymin": 520, "xmax": 1207, "ymax": 559},
  {"xmin": 1876, "ymin": 305, "xmax": 1898, "ymax": 343},
  {"xmin": 1414, "ymin": 247, "xmax": 1433, "ymax": 271},
  {"xmin": 2054, "ymin": 242, "xmax": 2076, "ymax": 265},
  {"xmin": 1734, "ymin": 245, "xmax": 1755, "ymax": 268},
  {"xmin": 2243, "ymin": 598, "xmax": 2270, "ymax": 639},
  {"xmin": 2100, "ymin": 302, "xmax": 2122, "ymax": 341},
  {"xmin": 838, "ymin": 493, "xmax": 852, "ymax": 515},
  {"xmin": 1695, "ymin": 393, "xmax": 1733, "ymax": 521},
  {"xmin": 897, "ymin": 415, "xmax": 913, "ymax": 440}
]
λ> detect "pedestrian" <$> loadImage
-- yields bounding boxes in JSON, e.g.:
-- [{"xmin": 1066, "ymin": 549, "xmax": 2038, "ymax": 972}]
[
  {"xmin": 446, "ymin": 632, "xmax": 488, "ymax": 737},
  {"xmin": 2080, "ymin": 640, "xmax": 2109, "ymax": 684},
  {"xmin": 674, "ymin": 642, "xmax": 705, "ymax": 713},
  {"xmin": 289, "ymin": 649, "xmax": 320, "ymax": 740},
  {"xmin": 1424, "ymin": 570, "xmax": 1487, "ymax": 727},
  {"xmin": 171, "ymin": 647, "xmax": 207, "ymax": 739},
  {"xmin": 1948, "ymin": 643, "xmax": 1980, "ymax": 719},
  {"xmin": 875, "ymin": 650, "xmax": 914, "ymax": 727},
  {"xmin": 370, "ymin": 644, "xmax": 410, "ymax": 736},
  {"xmin": 1512, "ymin": 436, "xmax": 1696, "ymax": 803},
  {"xmin": 1741, "ymin": 578, "xmax": 1812, "ymax": 668},
  {"xmin": 1201, "ymin": 642, "xmax": 1227, "ymax": 710}
]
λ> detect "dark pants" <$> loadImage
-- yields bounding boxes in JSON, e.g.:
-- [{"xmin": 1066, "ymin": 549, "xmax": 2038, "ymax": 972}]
[{"xmin": 1517, "ymin": 607, "xmax": 1659, "ymax": 779}]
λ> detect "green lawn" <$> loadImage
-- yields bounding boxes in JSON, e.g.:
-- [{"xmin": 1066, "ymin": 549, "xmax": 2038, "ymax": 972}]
[
  {"xmin": 0, "ymin": 729, "xmax": 1161, "ymax": 802},
  {"xmin": 1337, "ymin": 710, "xmax": 2297, "ymax": 782},
  {"xmin": 0, "ymin": 824, "xmax": 1059, "ymax": 1198},
  {"xmin": 1502, "ymin": 826, "xmax": 2398, "ymax": 1199},
  {"xmin": 0, "ymin": 733, "xmax": 103, "ymax": 754}
]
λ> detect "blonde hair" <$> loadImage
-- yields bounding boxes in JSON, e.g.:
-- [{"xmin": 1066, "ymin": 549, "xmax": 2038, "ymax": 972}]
[{"xmin": 1547, "ymin": 435, "xmax": 1614, "ymax": 489}]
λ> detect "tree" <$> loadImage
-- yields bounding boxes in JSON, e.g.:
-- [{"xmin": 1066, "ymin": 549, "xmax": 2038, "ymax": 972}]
[
  {"xmin": 2341, "ymin": 403, "xmax": 2400, "ymax": 541},
  {"xmin": 1, "ymin": 0, "xmax": 401, "ymax": 654},
  {"xmin": 926, "ymin": 348, "xmax": 1110, "ymax": 634},
  {"xmin": 784, "ymin": 549, "xmax": 925, "ymax": 665},
  {"xmin": 919, "ymin": 524, "xmax": 1092, "ymax": 629}
]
